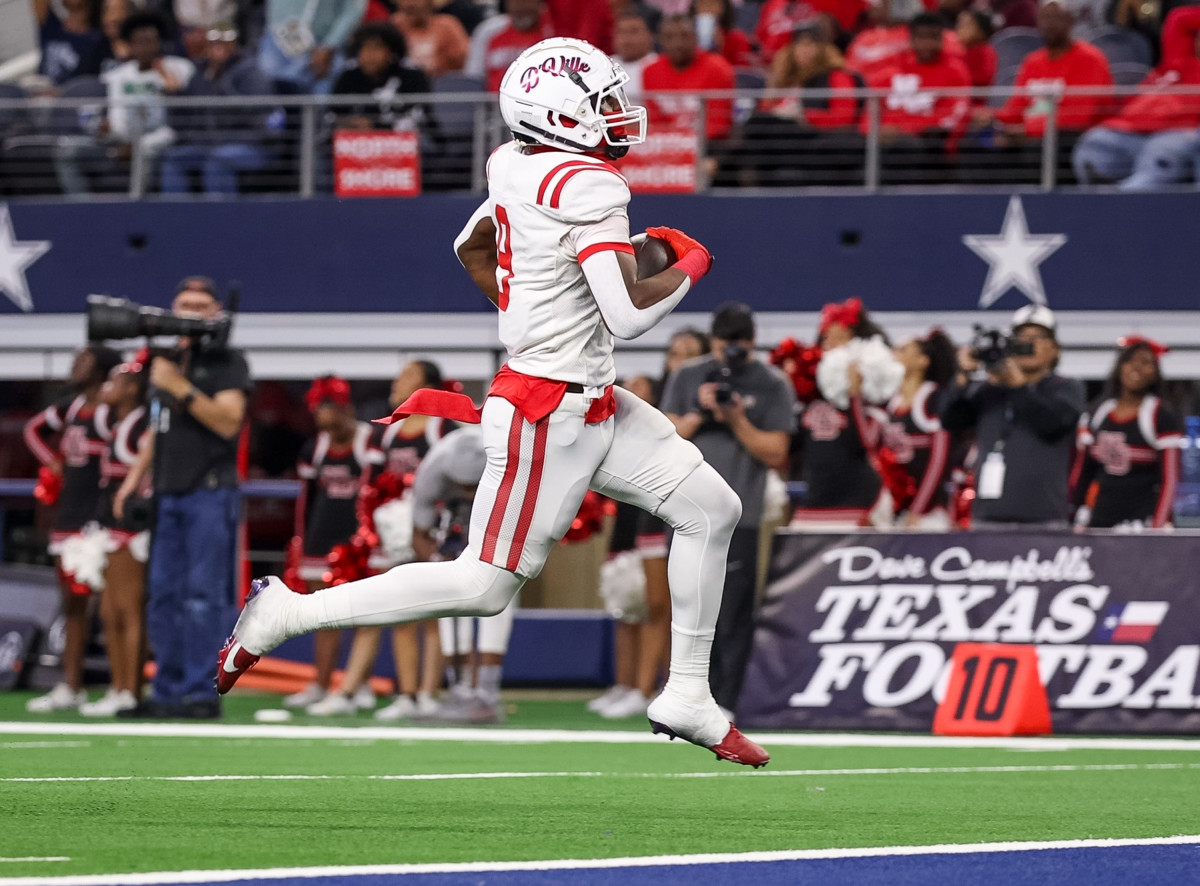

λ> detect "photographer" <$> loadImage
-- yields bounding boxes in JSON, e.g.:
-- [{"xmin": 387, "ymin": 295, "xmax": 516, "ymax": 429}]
[
  {"xmin": 940, "ymin": 306, "xmax": 1084, "ymax": 529},
  {"xmin": 661, "ymin": 303, "xmax": 795, "ymax": 716},
  {"xmin": 112, "ymin": 277, "xmax": 251, "ymax": 718}
]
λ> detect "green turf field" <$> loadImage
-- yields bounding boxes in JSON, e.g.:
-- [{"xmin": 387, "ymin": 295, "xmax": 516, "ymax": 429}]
[{"xmin": 2, "ymin": 690, "xmax": 1200, "ymax": 880}]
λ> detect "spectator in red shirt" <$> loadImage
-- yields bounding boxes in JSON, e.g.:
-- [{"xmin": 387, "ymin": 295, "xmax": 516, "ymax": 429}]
[
  {"xmin": 719, "ymin": 19, "xmax": 866, "ymax": 185},
  {"xmin": 980, "ymin": 0, "xmax": 1112, "ymax": 139},
  {"xmin": 613, "ymin": 10, "xmax": 659, "ymax": 103},
  {"xmin": 643, "ymin": 13, "xmax": 738, "ymax": 142},
  {"xmin": 846, "ymin": 3, "xmax": 966, "ymax": 83},
  {"xmin": 868, "ymin": 12, "xmax": 971, "ymax": 179},
  {"xmin": 464, "ymin": 0, "xmax": 555, "ymax": 91},
  {"xmin": 545, "ymin": 0, "xmax": 614, "ymax": 53},
  {"xmin": 1073, "ymin": 6, "xmax": 1200, "ymax": 188},
  {"xmin": 757, "ymin": 0, "xmax": 869, "ymax": 64},
  {"xmin": 955, "ymin": 9, "xmax": 996, "ymax": 103},
  {"xmin": 695, "ymin": 0, "xmax": 757, "ymax": 68}
]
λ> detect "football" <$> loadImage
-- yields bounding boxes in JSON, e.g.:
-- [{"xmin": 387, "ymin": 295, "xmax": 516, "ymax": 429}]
[{"xmin": 632, "ymin": 233, "xmax": 677, "ymax": 280}]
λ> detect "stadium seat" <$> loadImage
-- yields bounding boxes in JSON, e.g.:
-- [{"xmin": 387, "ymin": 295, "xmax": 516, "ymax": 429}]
[
  {"xmin": 1110, "ymin": 61, "xmax": 1151, "ymax": 87},
  {"xmin": 990, "ymin": 28, "xmax": 1042, "ymax": 73},
  {"xmin": 425, "ymin": 72, "xmax": 487, "ymax": 191},
  {"xmin": 734, "ymin": 67, "xmax": 766, "ymax": 125},
  {"xmin": 989, "ymin": 65, "xmax": 1022, "ymax": 108},
  {"xmin": 1, "ymin": 76, "xmax": 107, "ymax": 196},
  {"xmin": 1090, "ymin": 26, "xmax": 1154, "ymax": 67}
]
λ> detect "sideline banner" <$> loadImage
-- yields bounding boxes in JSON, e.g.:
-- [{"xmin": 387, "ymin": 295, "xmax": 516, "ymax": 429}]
[
  {"xmin": 738, "ymin": 531, "xmax": 1200, "ymax": 733},
  {"xmin": 333, "ymin": 130, "xmax": 422, "ymax": 198}
]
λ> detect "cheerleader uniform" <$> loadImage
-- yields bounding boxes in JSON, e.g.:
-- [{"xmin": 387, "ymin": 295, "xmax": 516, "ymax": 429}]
[
  {"xmin": 97, "ymin": 406, "xmax": 151, "ymax": 559},
  {"xmin": 1073, "ymin": 396, "xmax": 1182, "ymax": 529},
  {"xmin": 884, "ymin": 382, "xmax": 952, "ymax": 525},
  {"xmin": 24, "ymin": 394, "xmax": 111, "ymax": 559},
  {"xmin": 794, "ymin": 395, "xmax": 882, "ymax": 524},
  {"xmin": 297, "ymin": 423, "xmax": 380, "ymax": 581}
]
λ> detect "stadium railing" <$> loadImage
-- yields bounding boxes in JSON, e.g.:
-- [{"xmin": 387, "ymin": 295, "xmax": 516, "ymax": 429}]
[{"xmin": 1, "ymin": 84, "xmax": 1196, "ymax": 197}]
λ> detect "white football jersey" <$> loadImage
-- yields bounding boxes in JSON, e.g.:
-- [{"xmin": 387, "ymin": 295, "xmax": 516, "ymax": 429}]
[{"xmin": 484, "ymin": 141, "xmax": 633, "ymax": 388}]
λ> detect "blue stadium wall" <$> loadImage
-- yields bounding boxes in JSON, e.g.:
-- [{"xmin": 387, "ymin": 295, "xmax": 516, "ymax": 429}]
[{"xmin": 1, "ymin": 191, "xmax": 1195, "ymax": 316}]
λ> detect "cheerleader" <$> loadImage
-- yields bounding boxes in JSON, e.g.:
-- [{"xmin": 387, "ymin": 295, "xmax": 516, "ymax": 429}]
[
  {"xmin": 1073, "ymin": 337, "xmax": 1181, "ymax": 530},
  {"xmin": 282, "ymin": 376, "xmax": 382, "ymax": 713},
  {"xmin": 795, "ymin": 298, "xmax": 902, "ymax": 526},
  {"xmin": 884, "ymin": 330, "xmax": 957, "ymax": 529},
  {"xmin": 82, "ymin": 351, "xmax": 152, "ymax": 716},
  {"xmin": 327, "ymin": 360, "xmax": 456, "ymax": 720},
  {"xmin": 23, "ymin": 345, "xmax": 122, "ymax": 713}
]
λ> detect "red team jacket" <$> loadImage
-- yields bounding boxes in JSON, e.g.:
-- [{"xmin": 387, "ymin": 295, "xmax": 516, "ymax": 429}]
[
  {"xmin": 475, "ymin": 13, "xmax": 557, "ymax": 92},
  {"xmin": 642, "ymin": 51, "xmax": 737, "ymax": 141},
  {"xmin": 868, "ymin": 49, "xmax": 972, "ymax": 137},
  {"xmin": 1103, "ymin": 7, "xmax": 1200, "ymax": 134},
  {"xmin": 995, "ymin": 40, "xmax": 1113, "ymax": 136},
  {"xmin": 755, "ymin": 0, "xmax": 871, "ymax": 62}
]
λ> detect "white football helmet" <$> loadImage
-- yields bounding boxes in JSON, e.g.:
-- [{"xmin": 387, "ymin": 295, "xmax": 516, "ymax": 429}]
[{"xmin": 498, "ymin": 37, "xmax": 647, "ymax": 159}]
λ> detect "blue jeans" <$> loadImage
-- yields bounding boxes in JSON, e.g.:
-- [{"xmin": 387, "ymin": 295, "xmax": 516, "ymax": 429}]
[
  {"xmin": 160, "ymin": 143, "xmax": 270, "ymax": 195},
  {"xmin": 1073, "ymin": 126, "xmax": 1200, "ymax": 189},
  {"xmin": 147, "ymin": 487, "xmax": 240, "ymax": 704}
]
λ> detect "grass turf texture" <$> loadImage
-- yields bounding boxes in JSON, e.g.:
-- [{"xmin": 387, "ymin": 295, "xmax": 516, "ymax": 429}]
[{"xmin": 2, "ymin": 691, "xmax": 1200, "ymax": 879}]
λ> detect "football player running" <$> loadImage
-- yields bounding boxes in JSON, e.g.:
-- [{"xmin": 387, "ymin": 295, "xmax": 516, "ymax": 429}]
[{"xmin": 218, "ymin": 37, "xmax": 768, "ymax": 768}]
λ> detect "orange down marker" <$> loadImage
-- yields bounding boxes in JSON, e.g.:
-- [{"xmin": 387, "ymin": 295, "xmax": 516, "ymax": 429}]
[{"xmin": 933, "ymin": 643, "xmax": 1052, "ymax": 737}]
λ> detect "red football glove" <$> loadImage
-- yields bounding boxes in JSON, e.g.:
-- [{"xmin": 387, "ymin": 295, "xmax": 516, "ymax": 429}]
[{"xmin": 645, "ymin": 226, "xmax": 713, "ymax": 284}]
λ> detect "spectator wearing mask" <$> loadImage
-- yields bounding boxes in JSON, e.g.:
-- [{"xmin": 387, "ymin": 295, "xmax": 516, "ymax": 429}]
[
  {"xmin": 975, "ymin": 0, "xmax": 1112, "ymax": 162},
  {"xmin": 661, "ymin": 303, "xmax": 795, "ymax": 718},
  {"xmin": 259, "ymin": 0, "xmax": 366, "ymax": 94},
  {"xmin": 392, "ymin": 0, "xmax": 470, "ymax": 77},
  {"xmin": 33, "ymin": 0, "xmax": 109, "ymax": 86},
  {"xmin": 81, "ymin": 351, "xmax": 152, "ymax": 717},
  {"xmin": 284, "ymin": 376, "xmax": 382, "ymax": 715},
  {"xmin": 721, "ymin": 19, "xmax": 865, "ymax": 186},
  {"xmin": 113, "ymin": 277, "xmax": 252, "ymax": 718},
  {"xmin": 956, "ymin": 9, "xmax": 996, "ymax": 103},
  {"xmin": 1073, "ymin": 337, "xmax": 1181, "ymax": 530},
  {"xmin": 159, "ymin": 24, "xmax": 275, "ymax": 195},
  {"xmin": 465, "ymin": 0, "xmax": 556, "ymax": 92},
  {"xmin": 643, "ymin": 13, "xmax": 738, "ymax": 143},
  {"xmin": 883, "ymin": 329, "xmax": 957, "ymax": 529},
  {"xmin": 55, "ymin": 12, "xmax": 194, "ymax": 195},
  {"xmin": 795, "ymin": 298, "xmax": 900, "ymax": 526},
  {"xmin": 940, "ymin": 305, "xmax": 1085, "ymax": 529},
  {"xmin": 612, "ymin": 10, "xmax": 658, "ymax": 104},
  {"xmin": 332, "ymin": 22, "xmax": 432, "ymax": 129},
  {"xmin": 23, "ymin": 345, "xmax": 122, "ymax": 713},
  {"xmin": 1072, "ymin": 7, "xmax": 1200, "ymax": 189},
  {"xmin": 867, "ymin": 13, "xmax": 971, "ymax": 181},
  {"xmin": 693, "ymin": 0, "xmax": 756, "ymax": 69}
]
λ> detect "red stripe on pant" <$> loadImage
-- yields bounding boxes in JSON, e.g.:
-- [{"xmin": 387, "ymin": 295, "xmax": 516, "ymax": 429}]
[
  {"xmin": 506, "ymin": 416, "xmax": 549, "ymax": 572},
  {"xmin": 481, "ymin": 408, "xmax": 525, "ymax": 565}
]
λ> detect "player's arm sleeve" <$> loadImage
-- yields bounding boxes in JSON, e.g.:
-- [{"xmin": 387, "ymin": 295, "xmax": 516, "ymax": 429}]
[{"xmin": 453, "ymin": 200, "xmax": 493, "ymax": 265}]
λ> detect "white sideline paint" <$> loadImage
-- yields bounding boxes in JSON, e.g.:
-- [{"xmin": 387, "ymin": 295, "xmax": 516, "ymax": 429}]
[
  {"xmin": 6, "ymin": 761, "xmax": 1200, "ymax": 785},
  {"xmin": 2, "ymin": 721, "xmax": 1200, "ymax": 752},
  {"xmin": 1, "ymin": 836, "xmax": 1199, "ymax": 885},
  {"xmin": 1, "ymin": 742, "xmax": 90, "ymax": 749},
  {"xmin": 0, "ymin": 860, "xmax": 69, "ymax": 865}
]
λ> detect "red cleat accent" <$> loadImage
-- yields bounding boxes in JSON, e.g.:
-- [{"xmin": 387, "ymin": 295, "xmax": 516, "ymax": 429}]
[
  {"xmin": 649, "ymin": 719, "xmax": 770, "ymax": 769},
  {"xmin": 710, "ymin": 725, "xmax": 770, "ymax": 769},
  {"xmin": 215, "ymin": 640, "xmax": 259, "ymax": 695}
]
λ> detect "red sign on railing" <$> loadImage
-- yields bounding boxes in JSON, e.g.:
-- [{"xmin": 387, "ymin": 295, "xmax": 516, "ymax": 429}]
[
  {"xmin": 615, "ymin": 126, "xmax": 698, "ymax": 194},
  {"xmin": 333, "ymin": 130, "xmax": 422, "ymax": 198}
]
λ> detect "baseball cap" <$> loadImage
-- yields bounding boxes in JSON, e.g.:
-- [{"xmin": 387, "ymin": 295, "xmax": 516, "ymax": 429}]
[
  {"xmin": 176, "ymin": 275, "xmax": 218, "ymax": 297},
  {"xmin": 1011, "ymin": 304, "xmax": 1057, "ymax": 335}
]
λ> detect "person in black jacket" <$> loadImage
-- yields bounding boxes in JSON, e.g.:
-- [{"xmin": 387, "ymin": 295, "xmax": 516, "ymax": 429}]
[
  {"xmin": 159, "ymin": 24, "xmax": 276, "ymax": 194},
  {"xmin": 331, "ymin": 22, "xmax": 432, "ymax": 131},
  {"xmin": 940, "ymin": 305, "xmax": 1085, "ymax": 529}
]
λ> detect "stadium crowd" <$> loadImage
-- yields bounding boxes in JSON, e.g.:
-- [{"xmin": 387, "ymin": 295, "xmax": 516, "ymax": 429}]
[
  {"xmin": 12, "ymin": 289, "xmax": 1194, "ymax": 718},
  {"xmin": 3, "ymin": 0, "xmax": 1200, "ymax": 192}
]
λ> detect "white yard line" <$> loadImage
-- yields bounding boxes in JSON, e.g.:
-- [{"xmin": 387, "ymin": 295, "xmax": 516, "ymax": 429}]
[
  {"xmin": 0, "ymin": 861, "xmax": 69, "ymax": 865},
  {"xmin": 1, "ymin": 836, "xmax": 1199, "ymax": 885},
  {"xmin": 1, "ymin": 721, "xmax": 1199, "ymax": 752},
  {"xmin": 1, "ymin": 742, "xmax": 90, "ymax": 750},
  {"xmin": 5, "ymin": 761, "xmax": 1200, "ymax": 785}
]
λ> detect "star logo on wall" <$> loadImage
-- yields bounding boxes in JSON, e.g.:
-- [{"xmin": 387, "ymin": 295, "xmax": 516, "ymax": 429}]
[
  {"xmin": 0, "ymin": 204, "xmax": 51, "ymax": 313},
  {"xmin": 962, "ymin": 196, "xmax": 1066, "ymax": 309}
]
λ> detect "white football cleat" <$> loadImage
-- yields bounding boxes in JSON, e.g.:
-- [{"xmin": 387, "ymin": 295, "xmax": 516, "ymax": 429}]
[{"xmin": 646, "ymin": 688, "xmax": 770, "ymax": 769}]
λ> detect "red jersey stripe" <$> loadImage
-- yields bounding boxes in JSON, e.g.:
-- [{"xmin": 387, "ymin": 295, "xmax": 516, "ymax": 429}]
[
  {"xmin": 505, "ymin": 416, "xmax": 550, "ymax": 572},
  {"xmin": 549, "ymin": 165, "xmax": 625, "ymax": 209},
  {"xmin": 577, "ymin": 241, "xmax": 635, "ymax": 263},
  {"xmin": 536, "ymin": 160, "xmax": 597, "ymax": 206}
]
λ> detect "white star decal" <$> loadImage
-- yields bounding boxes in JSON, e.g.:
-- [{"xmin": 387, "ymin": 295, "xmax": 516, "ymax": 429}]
[
  {"xmin": 0, "ymin": 204, "xmax": 52, "ymax": 313},
  {"xmin": 962, "ymin": 196, "xmax": 1066, "ymax": 309}
]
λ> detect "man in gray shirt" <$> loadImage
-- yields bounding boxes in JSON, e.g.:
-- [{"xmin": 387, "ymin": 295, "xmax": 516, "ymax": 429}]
[
  {"xmin": 661, "ymin": 303, "xmax": 796, "ymax": 716},
  {"xmin": 940, "ymin": 305, "xmax": 1085, "ymax": 528}
]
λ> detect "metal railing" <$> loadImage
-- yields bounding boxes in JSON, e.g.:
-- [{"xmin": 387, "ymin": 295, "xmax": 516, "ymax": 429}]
[{"xmin": 0, "ymin": 84, "xmax": 1196, "ymax": 198}]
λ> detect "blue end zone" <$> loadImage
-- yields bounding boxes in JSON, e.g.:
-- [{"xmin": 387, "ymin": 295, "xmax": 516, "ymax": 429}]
[{"xmin": 168, "ymin": 845, "xmax": 1200, "ymax": 886}]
